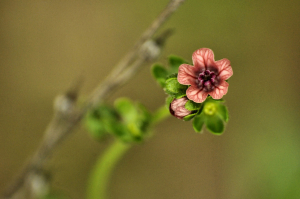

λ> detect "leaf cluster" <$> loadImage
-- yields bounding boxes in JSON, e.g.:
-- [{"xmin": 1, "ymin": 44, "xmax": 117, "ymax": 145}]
[
  {"xmin": 151, "ymin": 55, "xmax": 189, "ymax": 88},
  {"xmin": 84, "ymin": 98, "xmax": 152, "ymax": 143},
  {"xmin": 193, "ymin": 97, "xmax": 228, "ymax": 135}
]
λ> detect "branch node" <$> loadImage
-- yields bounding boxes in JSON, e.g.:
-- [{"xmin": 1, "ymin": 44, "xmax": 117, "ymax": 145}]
[{"xmin": 139, "ymin": 40, "xmax": 161, "ymax": 61}]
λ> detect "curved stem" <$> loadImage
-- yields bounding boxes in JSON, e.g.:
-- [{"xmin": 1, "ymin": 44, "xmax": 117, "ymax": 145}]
[
  {"xmin": 86, "ymin": 105, "xmax": 170, "ymax": 199},
  {"xmin": 86, "ymin": 140, "xmax": 131, "ymax": 199}
]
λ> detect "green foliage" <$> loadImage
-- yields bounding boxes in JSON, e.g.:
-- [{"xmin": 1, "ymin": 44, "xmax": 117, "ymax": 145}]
[
  {"xmin": 164, "ymin": 75, "xmax": 188, "ymax": 96},
  {"xmin": 185, "ymin": 100, "xmax": 202, "ymax": 111},
  {"xmin": 205, "ymin": 114, "xmax": 224, "ymax": 134},
  {"xmin": 166, "ymin": 96, "xmax": 175, "ymax": 107},
  {"xmin": 84, "ymin": 98, "xmax": 152, "ymax": 143},
  {"xmin": 192, "ymin": 99, "xmax": 229, "ymax": 135},
  {"xmin": 151, "ymin": 55, "xmax": 189, "ymax": 88},
  {"xmin": 183, "ymin": 112, "xmax": 198, "ymax": 121},
  {"xmin": 168, "ymin": 55, "xmax": 189, "ymax": 74},
  {"xmin": 114, "ymin": 98, "xmax": 137, "ymax": 123},
  {"xmin": 151, "ymin": 64, "xmax": 168, "ymax": 87},
  {"xmin": 216, "ymin": 103, "xmax": 229, "ymax": 122},
  {"xmin": 84, "ymin": 105, "xmax": 119, "ymax": 140},
  {"xmin": 193, "ymin": 114, "xmax": 205, "ymax": 133}
]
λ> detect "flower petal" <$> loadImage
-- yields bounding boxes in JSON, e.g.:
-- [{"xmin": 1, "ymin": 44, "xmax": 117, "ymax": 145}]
[
  {"xmin": 186, "ymin": 86, "xmax": 208, "ymax": 103},
  {"xmin": 171, "ymin": 97, "xmax": 188, "ymax": 110},
  {"xmin": 178, "ymin": 64, "xmax": 198, "ymax": 85},
  {"xmin": 215, "ymin": 58, "xmax": 233, "ymax": 80},
  {"xmin": 175, "ymin": 107, "xmax": 192, "ymax": 118},
  {"xmin": 192, "ymin": 48, "xmax": 215, "ymax": 71},
  {"xmin": 209, "ymin": 81, "xmax": 229, "ymax": 99}
]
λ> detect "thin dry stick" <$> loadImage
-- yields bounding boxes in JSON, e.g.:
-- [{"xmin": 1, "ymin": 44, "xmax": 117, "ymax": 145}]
[
  {"xmin": 1, "ymin": 0, "xmax": 186, "ymax": 198},
  {"xmin": 108, "ymin": 0, "xmax": 185, "ymax": 79}
]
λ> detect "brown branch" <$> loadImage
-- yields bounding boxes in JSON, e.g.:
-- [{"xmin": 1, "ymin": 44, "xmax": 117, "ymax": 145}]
[{"xmin": 1, "ymin": 0, "xmax": 186, "ymax": 198}]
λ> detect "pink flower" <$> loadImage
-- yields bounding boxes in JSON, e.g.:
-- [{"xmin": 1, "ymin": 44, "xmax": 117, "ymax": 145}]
[
  {"xmin": 169, "ymin": 97, "xmax": 192, "ymax": 119},
  {"xmin": 177, "ymin": 48, "xmax": 233, "ymax": 103}
]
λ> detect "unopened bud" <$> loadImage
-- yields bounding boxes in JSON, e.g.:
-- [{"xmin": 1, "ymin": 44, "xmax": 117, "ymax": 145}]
[{"xmin": 169, "ymin": 97, "xmax": 191, "ymax": 119}]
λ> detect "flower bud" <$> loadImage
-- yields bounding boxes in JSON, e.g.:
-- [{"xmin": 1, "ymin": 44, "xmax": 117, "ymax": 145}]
[{"xmin": 169, "ymin": 97, "xmax": 192, "ymax": 119}]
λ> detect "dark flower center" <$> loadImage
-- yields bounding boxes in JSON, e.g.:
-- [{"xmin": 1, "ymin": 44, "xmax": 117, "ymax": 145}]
[{"xmin": 197, "ymin": 70, "xmax": 218, "ymax": 92}]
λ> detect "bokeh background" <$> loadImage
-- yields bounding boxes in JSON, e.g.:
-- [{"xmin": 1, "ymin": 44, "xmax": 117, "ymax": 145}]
[{"xmin": 1, "ymin": 0, "xmax": 300, "ymax": 198}]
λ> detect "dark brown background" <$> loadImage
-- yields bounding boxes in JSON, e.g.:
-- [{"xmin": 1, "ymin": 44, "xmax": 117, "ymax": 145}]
[{"xmin": 1, "ymin": 0, "xmax": 300, "ymax": 198}]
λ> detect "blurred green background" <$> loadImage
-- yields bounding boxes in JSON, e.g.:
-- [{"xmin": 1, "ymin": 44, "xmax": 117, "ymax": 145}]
[{"xmin": 1, "ymin": 0, "xmax": 300, "ymax": 198}]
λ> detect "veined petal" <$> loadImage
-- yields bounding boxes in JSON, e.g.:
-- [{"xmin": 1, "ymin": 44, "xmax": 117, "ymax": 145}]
[
  {"xmin": 175, "ymin": 107, "xmax": 192, "ymax": 118},
  {"xmin": 171, "ymin": 97, "xmax": 188, "ymax": 110},
  {"xmin": 192, "ymin": 48, "xmax": 215, "ymax": 71},
  {"xmin": 216, "ymin": 58, "xmax": 233, "ymax": 80},
  {"xmin": 186, "ymin": 86, "xmax": 208, "ymax": 103},
  {"xmin": 209, "ymin": 81, "xmax": 229, "ymax": 99},
  {"xmin": 178, "ymin": 64, "xmax": 197, "ymax": 85}
]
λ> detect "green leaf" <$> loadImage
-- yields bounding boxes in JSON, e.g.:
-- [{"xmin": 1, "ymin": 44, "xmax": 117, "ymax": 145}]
[
  {"xmin": 84, "ymin": 105, "xmax": 119, "ymax": 139},
  {"xmin": 85, "ymin": 116, "xmax": 106, "ymax": 138},
  {"xmin": 151, "ymin": 64, "xmax": 168, "ymax": 87},
  {"xmin": 114, "ymin": 98, "xmax": 137, "ymax": 123},
  {"xmin": 165, "ymin": 73, "xmax": 178, "ymax": 79},
  {"xmin": 183, "ymin": 112, "xmax": 197, "ymax": 121},
  {"xmin": 114, "ymin": 98, "xmax": 152, "ymax": 143},
  {"xmin": 165, "ymin": 77, "xmax": 188, "ymax": 95},
  {"xmin": 105, "ymin": 120, "xmax": 126, "ymax": 136},
  {"xmin": 185, "ymin": 100, "xmax": 202, "ymax": 111},
  {"xmin": 135, "ymin": 103, "xmax": 152, "ymax": 132},
  {"xmin": 174, "ymin": 92, "xmax": 186, "ymax": 99},
  {"xmin": 193, "ymin": 114, "xmax": 205, "ymax": 133},
  {"xmin": 216, "ymin": 103, "xmax": 229, "ymax": 122},
  {"xmin": 205, "ymin": 114, "xmax": 224, "ymax": 135},
  {"xmin": 166, "ymin": 96, "xmax": 175, "ymax": 107},
  {"xmin": 206, "ymin": 96, "xmax": 224, "ymax": 102},
  {"xmin": 157, "ymin": 78, "xmax": 167, "ymax": 88},
  {"xmin": 168, "ymin": 55, "xmax": 189, "ymax": 73}
]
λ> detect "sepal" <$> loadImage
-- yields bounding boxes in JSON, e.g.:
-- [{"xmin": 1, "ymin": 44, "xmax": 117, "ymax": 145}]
[
  {"xmin": 185, "ymin": 100, "xmax": 202, "ymax": 111},
  {"xmin": 191, "ymin": 99, "xmax": 229, "ymax": 135},
  {"xmin": 164, "ymin": 74, "xmax": 188, "ymax": 96},
  {"xmin": 205, "ymin": 114, "xmax": 224, "ymax": 135},
  {"xmin": 151, "ymin": 63, "xmax": 168, "ymax": 87},
  {"xmin": 193, "ymin": 114, "xmax": 205, "ymax": 133}
]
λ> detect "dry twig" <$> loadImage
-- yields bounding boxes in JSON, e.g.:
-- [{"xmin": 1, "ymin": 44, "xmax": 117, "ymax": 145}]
[{"xmin": 1, "ymin": 0, "xmax": 186, "ymax": 198}]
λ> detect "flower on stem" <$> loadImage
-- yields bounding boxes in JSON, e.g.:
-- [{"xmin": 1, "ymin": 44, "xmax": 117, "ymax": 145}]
[
  {"xmin": 177, "ymin": 48, "xmax": 233, "ymax": 103},
  {"xmin": 169, "ymin": 97, "xmax": 191, "ymax": 119}
]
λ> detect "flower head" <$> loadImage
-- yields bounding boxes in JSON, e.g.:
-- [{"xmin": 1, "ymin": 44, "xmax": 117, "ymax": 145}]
[
  {"xmin": 177, "ymin": 48, "xmax": 233, "ymax": 103},
  {"xmin": 169, "ymin": 97, "xmax": 192, "ymax": 119}
]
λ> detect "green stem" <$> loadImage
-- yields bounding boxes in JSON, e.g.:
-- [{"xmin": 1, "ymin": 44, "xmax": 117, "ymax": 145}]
[
  {"xmin": 86, "ymin": 140, "xmax": 131, "ymax": 199},
  {"xmin": 86, "ymin": 106, "xmax": 169, "ymax": 199}
]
